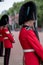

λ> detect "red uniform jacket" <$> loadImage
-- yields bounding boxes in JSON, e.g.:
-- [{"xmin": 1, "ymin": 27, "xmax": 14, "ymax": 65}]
[
  {"xmin": 1, "ymin": 27, "xmax": 15, "ymax": 48},
  {"xmin": 0, "ymin": 28, "xmax": 3, "ymax": 42},
  {"xmin": 19, "ymin": 27, "xmax": 43, "ymax": 65}
]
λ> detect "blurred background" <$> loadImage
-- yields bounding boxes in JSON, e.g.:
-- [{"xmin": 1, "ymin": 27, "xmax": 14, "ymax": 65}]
[{"xmin": 0, "ymin": 0, "xmax": 43, "ymax": 65}]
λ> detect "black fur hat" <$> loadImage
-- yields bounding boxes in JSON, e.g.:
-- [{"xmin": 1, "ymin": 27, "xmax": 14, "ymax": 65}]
[
  {"xmin": 19, "ymin": 1, "xmax": 37, "ymax": 25},
  {"xmin": 0, "ymin": 14, "xmax": 9, "ymax": 26}
]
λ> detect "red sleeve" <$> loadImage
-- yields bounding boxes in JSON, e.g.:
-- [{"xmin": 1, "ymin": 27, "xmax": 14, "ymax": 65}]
[
  {"xmin": 5, "ymin": 28, "xmax": 15, "ymax": 43},
  {"xmin": 26, "ymin": 29, "xmax": 43, "ymax": 60}
]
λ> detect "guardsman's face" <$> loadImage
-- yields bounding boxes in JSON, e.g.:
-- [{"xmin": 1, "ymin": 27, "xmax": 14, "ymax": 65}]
[
  {"xmin": 24, "ymin": 20, "xmax": 34, "ymax": 27},
  {"xmin": 31, "ymin": 21, "xmax": 34, "ymax": 26}
]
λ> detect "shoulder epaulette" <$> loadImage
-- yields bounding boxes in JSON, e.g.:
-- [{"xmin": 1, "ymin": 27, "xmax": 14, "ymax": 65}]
[{"xmin": 25, "ymin": 27, "xmax": 32, "ymax": 30}]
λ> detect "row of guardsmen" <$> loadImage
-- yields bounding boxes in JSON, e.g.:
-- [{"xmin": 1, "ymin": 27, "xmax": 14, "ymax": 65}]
[{"xmin": 0, "ymin": 1, "xmax": 43, "ymax": 65}]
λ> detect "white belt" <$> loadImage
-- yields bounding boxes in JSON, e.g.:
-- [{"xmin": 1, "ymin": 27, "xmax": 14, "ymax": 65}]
[
  {"xmin": 23, "ymin": 49, "xmax": 35, "ymax": 52},
  {"xmin": 0, "ymin": 35, "xmax": 2, "ymax": 36},
  {"xmin": 4, "ymin": 37, "xmax": 8, "ymax": 39}
]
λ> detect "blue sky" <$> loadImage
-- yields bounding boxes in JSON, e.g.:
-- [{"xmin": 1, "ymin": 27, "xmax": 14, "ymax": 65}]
[{"xmin": 0, "ymin": 0, "xmax": 24, "ymax": 14}]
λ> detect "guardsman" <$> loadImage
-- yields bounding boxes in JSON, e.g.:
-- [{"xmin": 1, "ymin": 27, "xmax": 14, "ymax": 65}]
[
  {"xmin": 19, "ymin": 1, "xmax": 43, "ymax": 65},
  {"xmin": 0, "ymin": 20, "xmax": 3, "ymax": 56},
  {"xmin": 0, "ymin": 14, "xmax": 15, "ymax": 65}
]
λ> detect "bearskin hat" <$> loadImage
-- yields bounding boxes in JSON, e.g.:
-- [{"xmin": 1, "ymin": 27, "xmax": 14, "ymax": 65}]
[
  {"xmin": 0, "ymin": 14, "xmax": 9, "ymax": 26},
  {"xmin": 19, "ymin": 1, "xmax": 37, "ymax": 25}
]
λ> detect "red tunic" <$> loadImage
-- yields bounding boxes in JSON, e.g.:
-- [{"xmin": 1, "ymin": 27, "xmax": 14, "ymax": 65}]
[
  {"xmin": 0, "ymin": 28, "xmax": 3, "ymax": 42},
  {"xmin": 19, "ymin": 27, "xmax": 43, "ymax": 65},
  {"xmin": 1, "ymin": 27, "xmax": 15, "ymax": 48}
]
